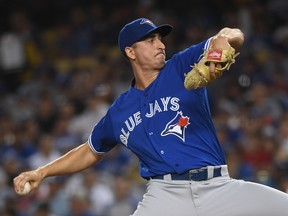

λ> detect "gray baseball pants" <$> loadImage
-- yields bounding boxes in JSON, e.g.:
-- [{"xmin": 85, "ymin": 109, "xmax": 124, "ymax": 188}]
[{"xmin": 132, "ymin": 166, "xmax": 288, "ymax": 216}]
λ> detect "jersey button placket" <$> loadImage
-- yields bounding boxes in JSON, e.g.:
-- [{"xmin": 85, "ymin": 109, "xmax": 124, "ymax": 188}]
[{"xmin": 143, "ymin": 91, "xmax": 148, "ymax": 107}]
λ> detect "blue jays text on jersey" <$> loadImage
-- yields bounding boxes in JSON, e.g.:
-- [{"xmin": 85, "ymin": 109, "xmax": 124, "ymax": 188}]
[
  {"xmin": 119, "ymin": 96, "xmax": 180, "ymax": 145},
  {"xmin": 88, "ymin": 38, "xmax": 226, "ymax": 179}
]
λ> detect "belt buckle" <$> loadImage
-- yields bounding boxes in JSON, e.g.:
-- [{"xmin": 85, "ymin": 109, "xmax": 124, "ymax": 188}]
[
  {"xmin": 188, "ymin": 169, "xmax": 200, "ymax": 180},
  {"xmin": 188, "ymin": 168, "xmax": 206, "ymax": 181}
]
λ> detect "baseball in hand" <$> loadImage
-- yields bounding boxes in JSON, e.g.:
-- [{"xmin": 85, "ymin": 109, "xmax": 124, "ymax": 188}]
[{"xmin": 16, "ymin": 182, "xmax": 31, "ymax": 195}]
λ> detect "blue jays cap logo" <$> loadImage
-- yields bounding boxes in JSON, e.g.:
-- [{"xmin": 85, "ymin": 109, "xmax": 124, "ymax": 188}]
[
  {"xmin": 161, "ymin": 111, "xmax": 190, "ymax": 141},
  {"xmin": 140, "ymin": 18, "xmax": 155, "ymax": 27}
]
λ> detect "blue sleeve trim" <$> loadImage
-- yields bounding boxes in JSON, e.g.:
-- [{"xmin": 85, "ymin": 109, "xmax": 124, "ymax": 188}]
[{"xmin": 88, "ymin": 135, "xmax": 106, "ymax": 154}]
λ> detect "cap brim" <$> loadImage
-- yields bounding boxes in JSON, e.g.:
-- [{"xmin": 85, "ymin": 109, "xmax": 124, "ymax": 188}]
[{"xmin": 139, "ymin": 24, "xmax": 173, "ymax": 41}]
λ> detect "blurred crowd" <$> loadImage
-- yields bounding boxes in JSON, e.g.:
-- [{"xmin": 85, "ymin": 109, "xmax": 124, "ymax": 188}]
[{"xmin": 1, "ymin": 0, "xmax": 288, "ymax": 215}]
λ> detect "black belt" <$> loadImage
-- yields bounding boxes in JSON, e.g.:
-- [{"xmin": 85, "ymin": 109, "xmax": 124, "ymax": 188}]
[{"xmin": 149, "ymin": 167, "xmax": 222, "ymax": 181}]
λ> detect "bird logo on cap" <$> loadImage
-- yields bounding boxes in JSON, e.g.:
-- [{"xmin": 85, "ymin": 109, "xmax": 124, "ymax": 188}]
[{"xmin": 140, "ymin": 18, "xmax": 154, "ymax": 27}]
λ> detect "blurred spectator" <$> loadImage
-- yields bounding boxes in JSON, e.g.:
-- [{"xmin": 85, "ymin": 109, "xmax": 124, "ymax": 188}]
[
  {"xmin": 106, "ymin": 174, "xmax": 137, "ymax": 216},
  {"xmin": 247, "ymin": 82, "xmax": 282, "ymax": 122},
  {"xmin": 68, "ymin": 90, "xmax": 110, "ymax": 141},
  {"xmin": 28, "ymin": 134, "xmax": 61, "ymax": 170},
  {"xmin": 33, "ymin": 202, "xmax": 57, "ymax": 216},
  {"xmin": 65, "ymin": 169, "xmax": 114, "ymax": 215},
  {"xmin": 69, "ymin": 193, "xmax": 95, "ymax": 216},
  {"xmin": 35, "ymin": 91, "xmax": 58, "ymax": 133},
  {"xmin": 277, "ymin": 117, "xmax": 288, "ymax": 159},
  {"xmin": 52, "ymin": 116, "xmax": 81, "ymax": 154},
  {"xmin": 241, "ymin": 134, "xmax": 273, "ymax": 171},
  {"xmin": 226, "ymin": 149, "xmax": 255, "ymax": 181},
  {"xmin": 47, "ymin": 177, "xmax": 70, "ymax": 216}
]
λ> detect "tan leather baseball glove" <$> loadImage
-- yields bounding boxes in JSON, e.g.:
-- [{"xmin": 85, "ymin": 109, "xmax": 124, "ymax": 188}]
[{"xmin": 184, "ymin": 37, "xmax": 240, "ymax": 90}]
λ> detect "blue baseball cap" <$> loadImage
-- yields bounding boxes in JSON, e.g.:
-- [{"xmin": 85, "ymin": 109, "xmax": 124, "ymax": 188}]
[{"xmin": 118, "ymin": 18, "xmax": 173, "ymax": 58}]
